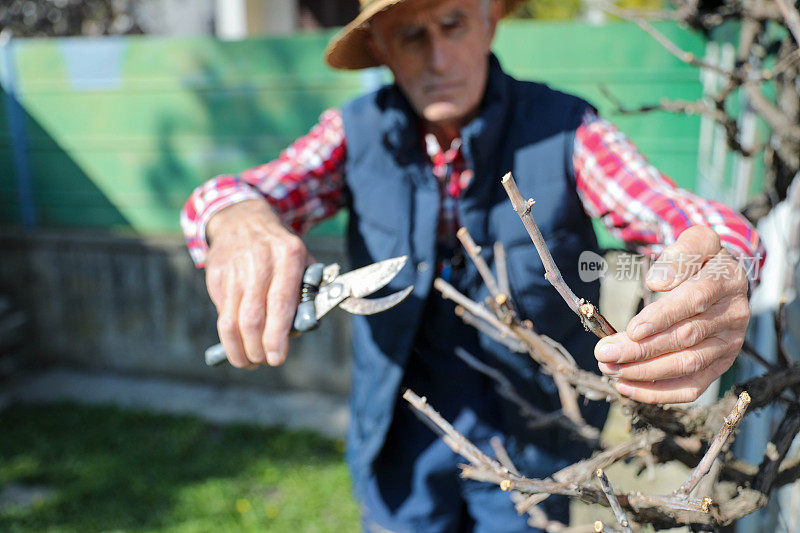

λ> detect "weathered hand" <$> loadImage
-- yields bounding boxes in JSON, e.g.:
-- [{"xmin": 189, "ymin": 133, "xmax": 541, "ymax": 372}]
[
  {"xmin": 594, "ymin": 225, "xmax": 751, "ymax": 404},
  {"xmin": 205, "ymin": 199, "xmax": 307, "ymax": 368}
]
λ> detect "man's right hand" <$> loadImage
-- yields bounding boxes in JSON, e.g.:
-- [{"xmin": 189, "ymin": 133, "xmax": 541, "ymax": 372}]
[{"xmin": 205, "ymin": 199, "xmax": 308, "ymax": 368}]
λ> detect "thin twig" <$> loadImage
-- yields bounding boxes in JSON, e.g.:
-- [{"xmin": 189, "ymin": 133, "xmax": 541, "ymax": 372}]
[
  {"xmin": 490, "ymin": 436, "xmax": 520, "ymax": 476},
  {"xmin": 676, "ymin": 391, "xmax": 751, "ymax": 496},
  {"xmin": 457, "ymin": 228, "xmax": 511, "ymax": 315},
  {"xmin": 435, "ymin": 278, "xmax": 523, "ymax": 351},
  {"xmin": 454, "ymin": 306, "xmax": 527, "ymax": 353},
  {"xmin": 501, "ymin": 173, "xmax": 616, "ymax": 338},
  {"xmin": 404, "ymin": 389, "xmax": 501, "ymax": 469},
  {"xmin": 435, "ymin": 277, "xmax": 566, "ymax": 370},
  {"xmin": 554, "ymin": 429, "xmax": 664, "ymax": 484},
  {"xmin": 599, "ymin": 1, "xmax": 737, "ymax": 79},
  {"xmin": 488, "ymin": 438, "xmax": 570, "ymax": 530},
  {"xmin": 754, "ymin": 404, "xmax": 800, "ymax": 494},
  {"xmin": 740, "ymin": 340, "xmax": 778, "ymax": 372},
  {"xmin": 501, "ymin": 174, "xmax": 580, "ymax": 314},
  {"xmin": 494, "ymin": 241, "xmax": 511, "ymax": 297},
  {"xmin": 435, "ymin": 277, "xmax": 621, "ymax": 403},
  {"xmin": 695, "ymin": 458, "xmax": 722, "ymax": 501},
  {"xmin": 775, "ymin": 298, "xmax": 791, "ymax": 369},
  {"xmin": 554, "ymin": 372, "xmax": 591, "ymax": 433},
  {"xmin": 454, "ymin": 347, "xmax": 601, "ymax": 446},
  {"xmin": 599, "ymin": 86, "xmax": 761, "ymax": 158},
  {"xmin": 515, "ymin": 493, "xmax": 551, "ymax": 516},
  {"xmin": 405, "ymin": 389, "xmax": 710, "ymax": 527},
  {"xmin": 743, "ymin": 83, "xmax": 800, "ymax": 141},
  {"xmin": 596, "ymin": 468, "xmax": 634, "ymax": 533},
  {"xmin": 776, "ymin": 0, "xmax": 800, "ymax": 48},
  {"xmin": 765, "ymin": 48, "xmax": 800, "ymax": 81}
]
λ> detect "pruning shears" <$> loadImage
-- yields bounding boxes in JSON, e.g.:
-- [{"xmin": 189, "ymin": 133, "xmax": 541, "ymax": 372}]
[{"xmin": 205, "ymin": 256, "xmax": 413, "ymax": 367}]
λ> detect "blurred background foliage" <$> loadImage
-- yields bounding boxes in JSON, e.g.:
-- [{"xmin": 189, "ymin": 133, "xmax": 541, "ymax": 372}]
[
  {"xmin": 0, "ymin": 0, "xmax": 670, "ymax": 39},
  {"xmin": 512, "ymin": 0, "xmax": 664, "ymax": 20},
  {"xmin": 0, "ymin": 0, "xmax": 146, "ymax": 37}
]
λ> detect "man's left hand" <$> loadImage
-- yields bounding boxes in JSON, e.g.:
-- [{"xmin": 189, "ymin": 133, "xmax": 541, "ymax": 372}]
[{"xmin": 594, "ymin": 225, "xmax": 751, "ymax": 404}]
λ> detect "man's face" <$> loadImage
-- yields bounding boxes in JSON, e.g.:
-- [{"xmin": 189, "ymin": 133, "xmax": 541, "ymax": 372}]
[{"xmin": 369, "ymin": 0, "xmax": 501, "ymax": 130}]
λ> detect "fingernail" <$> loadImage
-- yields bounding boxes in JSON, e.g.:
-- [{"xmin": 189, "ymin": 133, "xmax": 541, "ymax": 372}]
[
  {"xmin": 615, "ymin": 381, "xmax": 633, "ymax": 397},
  {"xmin": 630, "ymin": 322, "xmax": 655, "ymax": 340},
  {"xmin": 596, "ymin": 342, "xmax": 620, "ymax": 363},
  {"xmin": 267, "ymin": 351, "xmax": 283, "ymax": 366},
  {"xmin": 647, "ymin": 265, "xmax": 675, "ymax": 286},
  {"xmin": 598, "ymin": 362, "xmax": 621, "ymax": 378}
]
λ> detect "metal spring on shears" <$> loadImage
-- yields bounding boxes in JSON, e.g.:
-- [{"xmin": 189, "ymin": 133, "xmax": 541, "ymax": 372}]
[{"xmin": 299, "ymin": 280, "xmax": 319, "ymax": 303}]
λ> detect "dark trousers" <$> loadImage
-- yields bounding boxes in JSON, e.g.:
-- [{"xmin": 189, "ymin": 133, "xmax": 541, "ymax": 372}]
[{"xmin": 359, "ymin": 290, "xmax": 584, "ymax": 532}]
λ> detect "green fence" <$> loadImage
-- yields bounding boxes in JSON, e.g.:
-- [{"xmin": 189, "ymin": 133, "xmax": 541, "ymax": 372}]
[{"xmin": 0, "ymin": 21, "xmax": 706, "ymax": 244}]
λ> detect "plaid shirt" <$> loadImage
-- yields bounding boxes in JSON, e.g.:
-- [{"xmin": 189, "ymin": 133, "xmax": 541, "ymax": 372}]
[{"xmin": 181, "ymin": 109, "xmax": 765, "ymax": 285}]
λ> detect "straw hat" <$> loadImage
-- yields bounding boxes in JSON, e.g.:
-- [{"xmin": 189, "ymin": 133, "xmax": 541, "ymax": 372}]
[{"xmin": 325, "ymin": 0, "xmax": 525, "ymax": 70}]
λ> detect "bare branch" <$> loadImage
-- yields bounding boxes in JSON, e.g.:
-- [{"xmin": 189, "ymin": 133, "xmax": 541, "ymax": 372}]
[
  {"xmin": 775, "ymin": 298, "xmax": 791, "ymax": 369},
  {"xmin": 736, "ymin": 367, "xmax": 800, "ymax": 409},
  {"xmin": 740, "ymin": 340, "xmax": 778, "ymax": 372},
  {"xmin": 494, "ymin": 241, "xmax": 511, "ymax": 297},
  {"xmin": 455, "ymin": 347, "xmax": 601, "ymax": 446},
  {"xmin": 454, "ymin": 306, "xmax": 527, "ymax": 353},
  {"xmin": 500, "ymin": 174, "xmax": 580, "ymax": 315},
  {"xmin": 554, "ymin": 429, "xmax": 665, "ymax": 484},
  {"xmin": 554, "ymin": 372, "xmax": 592, "ymax": 434},
  {"xmin": 696, "ymin": 458, "xmax": 722, "ymax": 505},
  {"xmin": 596, "ymin": 468, "xmax": 634, "ymax": 533},
  {"xmin": 754, "ymin": 404, "xmax": 800, "ymax": 494},
  {"xmin": 598, "ymin": 1, "xmax": 737, "ymax": 79},
  {"xmin": 501, "ymin": 172, "xmax": 616, "ymax": 338},
  {"xmin": 676, "ymin": 391, "xmax": 751, "ymax": 497},
  {"xmin": 435, "ymin": 277, "xmax": 621, "ymax": 403},
  {"xmin": 744, "ymin": 83, "xmax": 800, "ymax": 141},
  {"xmin": 406, "ymin": 389, "xmax": 712, "ymax": 527},
  {"xmin": 490, "ymin": 436, "xmax": 520, "ymax": 476},
  {"xmin": 457, "ymin": 228, "xmax": 511, "ymax": 313},
  {"xmin": 776, "ymin": 0, "xmax": 800, "ymax": 48},
  {"xmin": 404, "ymin": 389, "xmax": 501, "ymax": 469},
  {"xmin": 435, "ymin": 278, "xmax": 525, "ymax": 353},
  {"xmin": 599, "ymin": 85, "xmax": 762, "ymax": 158}
]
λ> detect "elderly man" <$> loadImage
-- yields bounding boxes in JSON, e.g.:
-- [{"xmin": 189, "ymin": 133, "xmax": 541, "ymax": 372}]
[{"xmin": 182, "ymin": 0, "xmax": 763, "ymax": 530}]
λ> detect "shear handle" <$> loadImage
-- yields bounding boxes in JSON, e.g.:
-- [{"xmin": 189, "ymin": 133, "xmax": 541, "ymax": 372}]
[
  {"xmin": 292, "ymin": 263, "xmax": 325, "ymax": 333},
  {"xmin": 205, "ymin": 263, "xmax": 326, "ymax": 367}
]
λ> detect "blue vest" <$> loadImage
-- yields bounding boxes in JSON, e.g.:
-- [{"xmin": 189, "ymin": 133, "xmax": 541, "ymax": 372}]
[{"xmin": 341, "ymin": 56, "xmax": 602, "ymax": 496}]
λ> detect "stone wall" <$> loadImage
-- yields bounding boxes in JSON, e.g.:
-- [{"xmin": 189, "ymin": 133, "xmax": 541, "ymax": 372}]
[{"xmin": 0, "ymin": 230, "xmax": 351, "ymax": 397}]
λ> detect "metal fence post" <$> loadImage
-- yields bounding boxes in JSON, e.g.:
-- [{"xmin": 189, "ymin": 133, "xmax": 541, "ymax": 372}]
[{"xmin": 0, "ymin": 31, "xmax": 37, "ymax": 228}]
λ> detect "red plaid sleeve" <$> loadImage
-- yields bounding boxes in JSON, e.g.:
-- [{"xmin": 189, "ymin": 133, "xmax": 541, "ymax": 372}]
[
  {"xmin": 573, "ymin": 113, "xmax": 766, "ymax": 286},
  {"xmin": 181, "ymin": 109, "xmax": 347, "ymax": 267}
]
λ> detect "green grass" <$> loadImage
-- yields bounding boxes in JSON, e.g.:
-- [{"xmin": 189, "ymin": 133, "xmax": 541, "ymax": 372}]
[{"xmin": 0, "ymin": 403, "xmax": 359, "ymax": 532}]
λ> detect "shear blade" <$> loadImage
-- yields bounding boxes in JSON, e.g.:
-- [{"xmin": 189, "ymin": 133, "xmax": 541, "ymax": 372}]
[
  {"xmin": 335, "ymin": 256, "xmax": 409, "ymax": 298},
  {"xmin": 313, "ymin": 256, "xmax": 409, "ymax": 320},
  {"xmin": 339, "ymin": 286, "xmax": 414, "ymax": 315}
]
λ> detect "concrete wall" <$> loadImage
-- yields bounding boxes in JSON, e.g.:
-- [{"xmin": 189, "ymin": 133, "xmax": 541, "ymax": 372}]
[{"xmin": 0, "ymin": 230, "xmax": 351, "ymax": 397}]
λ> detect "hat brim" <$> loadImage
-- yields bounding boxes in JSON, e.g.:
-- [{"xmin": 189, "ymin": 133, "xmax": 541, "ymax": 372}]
[{"xmin": 325, "ymin": 0, "xmax": 526, "ymax": 70}]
